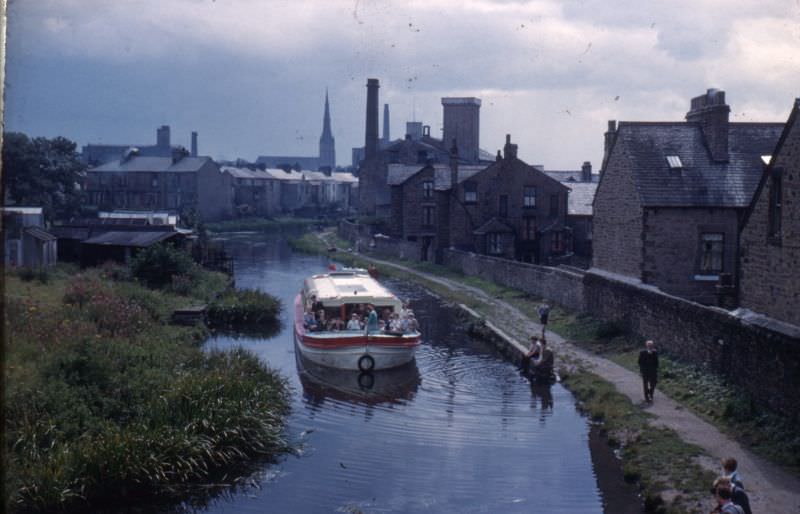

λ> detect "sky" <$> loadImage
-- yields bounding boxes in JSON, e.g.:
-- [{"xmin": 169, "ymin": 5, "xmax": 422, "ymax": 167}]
[{"xmin": 4, "ymin": 0, "xmax": 800, "ymax": 169}]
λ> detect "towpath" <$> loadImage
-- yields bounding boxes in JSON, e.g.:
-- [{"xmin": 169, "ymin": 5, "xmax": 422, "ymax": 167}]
[{"xmin": 321, "ymin": 235, "xmax": 800, "ymax": 513}]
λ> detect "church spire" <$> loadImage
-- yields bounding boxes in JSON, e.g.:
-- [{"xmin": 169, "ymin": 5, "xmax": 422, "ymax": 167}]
[{"xmin": 319, "ymin": 88, "xmax": 336, "ymax": 170}]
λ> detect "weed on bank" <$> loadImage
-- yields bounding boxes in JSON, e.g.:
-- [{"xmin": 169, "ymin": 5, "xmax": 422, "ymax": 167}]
[{"xmin": 4, "ymin": 263, "xmax": 290, "ymax": 513}]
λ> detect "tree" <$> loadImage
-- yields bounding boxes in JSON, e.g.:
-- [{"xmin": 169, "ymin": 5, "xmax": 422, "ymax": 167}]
[{"xmin": 3, "ymin": 132, "xmax": 85, "ymax": 223}]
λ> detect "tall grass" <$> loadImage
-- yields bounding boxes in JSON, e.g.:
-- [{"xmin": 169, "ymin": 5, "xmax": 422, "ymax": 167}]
[
  {"xmin": 4, "ymin": 264, "xmax": 290, "ymax": 513},
  {"xmin": 207, "ymin": 289, "xmax": 282, "ymax": 334}
]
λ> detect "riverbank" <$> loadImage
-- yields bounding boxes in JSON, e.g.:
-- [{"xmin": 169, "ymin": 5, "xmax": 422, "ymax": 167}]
[
  {"xmin": 205, "ymin": 216, "xmax": 322, "ymax": 233},
  {"xmin": 291, "ymin": 230, "xmax": 800, "ymax": 512},
  {"xmin": 4, "ymin": 261, "xmax": 290, "ymax": 513}
]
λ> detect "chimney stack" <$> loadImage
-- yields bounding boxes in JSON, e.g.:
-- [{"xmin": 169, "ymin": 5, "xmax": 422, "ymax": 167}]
[
  {"xmin": 442, "ymin": 97, "xmax": 481, "ymax": 163},
  {"xmin": 503, "ymin": 134, "xmax": 518, "ymax": 160},
  {"xmin": 686, "ymin": 88, "xmax": 730, "ymax": 162},
  {"xmin": 406, "ymin": 121, "xmax": 423, "ymax": 141},
  {"xmin": 157, "ymin": 125, "xmax": 171, "ymax": 149},
  {"xmin": 581, "ymin": 161, "xmax": 592, "ymax": 182},
  {"xmin": 365, "ymin": 79, "xmax": 380, "ymax": 160},
  {"xmin": 382, "ymin": 103, "xmax": 390, "ymax": 144},
  {"xmin": 601, "ymin": 120, "xmax": 617, "ymax": 176},
  {"xmin": 191, "ymin": 131, "xmax": 198, "ymax": 157}
]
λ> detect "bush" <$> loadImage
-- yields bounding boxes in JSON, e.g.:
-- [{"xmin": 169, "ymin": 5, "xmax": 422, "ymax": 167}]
[
  {"xmin": 130, "ymin": 243, "xmax": 197, "ymax": 289},
  {"xmin": 17, "ymin": 267, "xmax": 50, "ymax": 284},
  {"xmin": 207, "ymin": 289, "xmax": 281, "ymax": 331}
]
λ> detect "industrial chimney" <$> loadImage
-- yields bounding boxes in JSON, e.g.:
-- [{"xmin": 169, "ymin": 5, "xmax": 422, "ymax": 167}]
[
  {"xmin": 365, "ymin": 79, "xmax": 380, "ymax": 161},
  {"xmin": 191, "ymin": 131, "xmax": 198, "ymax": 157}
]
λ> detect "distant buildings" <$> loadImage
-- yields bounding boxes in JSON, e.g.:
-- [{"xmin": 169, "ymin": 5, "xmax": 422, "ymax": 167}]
[
  {"xmin": 84, "ymin": 150, "xmax": 233, "ymax": 222},
  {"xmin": 593, "ymin": 89, "xmax": 784, "ymax": 305},
  {"xmin": 739, "ymin": 98, "xmax": 800, "ymax": 326},
  {"xmin": 82, "ymin": 125, "xmax": 199, "ymax": 167},
  {"xmin": 357, "ymin": 78, "xmax": 494, "ymax": 216},
  {"xmin": 256, "ymin": 91, "xmax": 337, "ymax": 171}
]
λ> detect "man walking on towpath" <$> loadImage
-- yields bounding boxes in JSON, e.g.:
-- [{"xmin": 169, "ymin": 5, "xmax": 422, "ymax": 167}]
[
  {"xmin": 638, "ymin": 339, "xmax": 659, "ymax": 402},
  {"xmin": 537, "ymin": 303, "xmax": 550, "ymax": 338}
]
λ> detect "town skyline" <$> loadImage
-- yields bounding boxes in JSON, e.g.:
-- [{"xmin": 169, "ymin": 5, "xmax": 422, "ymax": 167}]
[{"xmin": 5, "ymin": 0, "xmax": 800, "ymax": 168}]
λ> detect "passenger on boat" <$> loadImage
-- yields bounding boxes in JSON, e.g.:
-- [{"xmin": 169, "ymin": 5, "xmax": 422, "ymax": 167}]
[
  {"xmin": 406, "ymin": 313, "xmax": 419, "ymax": 333},
  {"xmin": 346, "ymin": 313, "xmax": 363, "ymax": 330},
  {"xmin": 365, "ymin": 304, "xmax": 379, "ymax": 334},
  {"xmin": 303, "ymin": 310, "xmax": 318, "ymax": 331},
  {"xmin": 327, "ymin": 317, "xmax": 344, "ymax": 331},
  {"xmin": 316, "ymin": 309, "xmax": 327, "ymax": 332}
]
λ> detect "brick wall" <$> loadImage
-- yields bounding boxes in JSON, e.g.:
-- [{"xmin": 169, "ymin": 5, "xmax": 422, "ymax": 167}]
[
  {"xmin": 592, "ymin": 142, "xmax": 644, "ymax": 277},
  {"xmin": 642, "ymin": 207, "xmax": 739, "ymax": 305},
  {"xmin": 740, "ymin": 106, "xmax": 800, "ymax": 326}
]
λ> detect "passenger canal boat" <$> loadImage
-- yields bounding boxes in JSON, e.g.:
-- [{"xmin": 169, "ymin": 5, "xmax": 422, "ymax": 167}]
[{"xmin": 294, "ymin": 268, "xmax": 421, "ymax": 371}]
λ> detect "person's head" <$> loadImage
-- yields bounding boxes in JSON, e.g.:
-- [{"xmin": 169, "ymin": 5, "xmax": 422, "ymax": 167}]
[
  {"xmin": 722, "ymin": 457, "xmax": 738, "ymax": 474},
  {"xmin": 540, "ymin": 338, "xmax": 547, "ymax": 348},
  {"xmin": 645, "ymin": 340, "xmax": 654, "ymax": 351},
  {"xmin": 713, "ymin": 477, "xmax": 733, "ymax": 503},
  {"xmin": 530, "ymin": 336, "xmax": 538, "ymax": 344}
]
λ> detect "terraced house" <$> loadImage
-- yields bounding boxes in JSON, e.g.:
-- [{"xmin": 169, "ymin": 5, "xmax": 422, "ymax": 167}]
[
  {"xmin": 593, "ymin": 89, "xmax": 784, "ymax": 305},
  {"xmin": 739, "ymin": 98, "xmax": 800, "ymax": 327}
]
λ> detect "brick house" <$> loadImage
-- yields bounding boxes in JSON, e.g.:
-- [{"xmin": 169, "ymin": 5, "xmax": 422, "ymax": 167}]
[
  {"xmin": 593, "ymin": 89, "xmax": 784, "ymax": 305},
  {"xmin": 739, "ymin": 98, "xmax": 800, "ymax": 326},
  {"xmin": 85, "ymin": 150, "xmax": 233, "ymax": 221}
]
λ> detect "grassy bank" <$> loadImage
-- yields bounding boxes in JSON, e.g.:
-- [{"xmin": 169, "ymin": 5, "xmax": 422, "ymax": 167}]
[
  {"xmin": 4, "ymin": 263, "xmax": 290, "ymax": 513},
  {"xmin": 205, "ymin": 216, "xmax": 321, "ymax": 233}
]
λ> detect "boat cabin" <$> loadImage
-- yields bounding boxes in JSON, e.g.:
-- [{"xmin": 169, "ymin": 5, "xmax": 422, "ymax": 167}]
[{"xmin": 302, "ymin": 269, "xmax": 403, "ymax": 330}]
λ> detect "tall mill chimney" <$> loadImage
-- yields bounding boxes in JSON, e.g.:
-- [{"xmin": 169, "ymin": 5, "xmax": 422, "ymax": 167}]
[
  {"xmin": 365, "ymin": 79, "xmax": 380, "ymax": 160},
  {"xmin": 686, "ymin": 88, "xmax": 730, "ymax": 162},
  {"xmin": 191, "ymin": 131, "xmax": 198, "ymax": 157},
  {"xmin": 382, "ymin": 103, "xmax": 390, "ymax": 145},
  {"xmin": 157, "ymin": 125, "xmax": 171, "ymax": 149}
]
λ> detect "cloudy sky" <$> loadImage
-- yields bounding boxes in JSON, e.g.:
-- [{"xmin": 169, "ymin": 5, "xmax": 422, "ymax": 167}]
[{"xmin": 5, "ymin": 0, "xmax": 800, "ymax": 168}]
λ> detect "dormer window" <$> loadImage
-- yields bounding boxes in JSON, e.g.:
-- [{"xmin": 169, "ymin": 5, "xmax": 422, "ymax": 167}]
[{"xmin": 666, "ymin": 155, "xmax": 683, "ymax": 169}]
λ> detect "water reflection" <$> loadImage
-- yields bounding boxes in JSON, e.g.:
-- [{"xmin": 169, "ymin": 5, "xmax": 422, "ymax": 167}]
[{"xmin": 296, "ymin": 350, "xmax": 421, "ymax": 406}]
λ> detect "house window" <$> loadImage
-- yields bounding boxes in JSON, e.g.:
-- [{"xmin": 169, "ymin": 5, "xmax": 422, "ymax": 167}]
[
  {"xmin": 499, "ymin": 195, "xmax": 508, "ymax": 218},
  {"xmin": 551, "ymin": 231, "xmax": 565, "ymax": 253},
  {"xmin": 523, "ymin": 186, "xmax": 536, "ymax": 208},
  {"xmin": 422, "ymin": 206, "xmax": 435, "ymax": 227},
  {"xmin": 487, "ymin": 233, "xmax": 502, "ymax": 255},
  {"xmin": 549, "ymin": 194, "xmax": 559, "ymax": 217},
  {"xmin": 524, "ymin": 217, "xmax": 536, "ymax": 240},
  {"xmin": 768, "ymin": 168, "xmax": 782, "ymax": 242},
  {"xmin": 464, "ymin": 182, "xmax": 477, "ymax": 203},
  {"xmin": 151, "ymin": 174, "xmax": 159, "ymax": 188},
  {"xmin": 699, "ymin": 233, "xmax": 724, "ymax": 273},
  {"xmin": 423, "ymin": 180, "xmax": 434, "ymax": 199}
]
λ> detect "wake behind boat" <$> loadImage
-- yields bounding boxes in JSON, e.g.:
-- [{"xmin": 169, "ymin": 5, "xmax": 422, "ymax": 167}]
[{"xmin": 294, "ymin": 268, "xmax": 421, "ymax": 371}]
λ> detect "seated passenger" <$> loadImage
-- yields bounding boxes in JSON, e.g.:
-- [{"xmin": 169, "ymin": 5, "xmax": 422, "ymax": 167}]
[
  {"xmin": 315, "ymin": 309, "xmax": 327, "ymax": 332},
  {"xmin": 327, "ymin": 317, "xmax": 343, "ymax": 331},
  {"xmin": 406, "ymin": 314, "xmax": 419, "ymax": 333},
  {"xmin": 530, "ymin": 338, "xmax": 555, "ymax": 383},
  {"xmin": 346, "ymin": 313, "xmax": 363, "ymax": 330},
  {"xmin": 303, "ymin": 310, "xmax": 317, "ymax": 331}
]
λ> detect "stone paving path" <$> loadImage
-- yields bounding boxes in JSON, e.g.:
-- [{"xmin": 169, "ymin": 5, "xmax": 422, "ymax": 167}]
[{"xmin": 325, "ymin": 237, "xmax": 800, "ymax": 513}]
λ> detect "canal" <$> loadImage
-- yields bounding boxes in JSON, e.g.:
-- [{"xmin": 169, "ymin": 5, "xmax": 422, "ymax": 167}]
[{"xmin": 199, "ymin": 232, "xmax": 641, "ymax": 513}]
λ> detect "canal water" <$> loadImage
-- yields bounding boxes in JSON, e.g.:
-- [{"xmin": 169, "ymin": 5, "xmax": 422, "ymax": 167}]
[{"xmin": 198, "ymin": 233, "xmax": 641, "ymax": 514}]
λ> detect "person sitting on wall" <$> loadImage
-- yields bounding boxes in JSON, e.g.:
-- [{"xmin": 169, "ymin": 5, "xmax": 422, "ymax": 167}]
[
  {"xmin": 523, "ymin": 336, "xmax": 542, "ymax": 374},
  {"xmin": 721, "ymin": 458, "xmax": 744, "ymax": 490},
  {"xmin": 709, "ymin": 474, "xmax": 751, "ymax": 514},
  {"xmin": 709, "ymin": 477, "xmax": 747, "ymax": 514},
  {"xmin": 530, "ymin": 338, "xmax": 555, "ymax": 383},
  {"xmin": 346, "ymin": 313, "xmax": 363, "ymax": 331}
]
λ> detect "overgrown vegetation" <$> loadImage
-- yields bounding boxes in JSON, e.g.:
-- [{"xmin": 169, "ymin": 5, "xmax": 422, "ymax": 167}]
[
  {"xmin": 207, "ymin": 289, "xmax": 282, "ymax": 334},
  {"xmin": 4, "ymin": 263, "xmax": 290, "ymax": 513},
  {"xmin": 562, "ymin": 371, "xmax": 716, "ymax": 513},
  {"xmin": 205, "ymin": 216, "xmax": 321, "ymax": 233}
]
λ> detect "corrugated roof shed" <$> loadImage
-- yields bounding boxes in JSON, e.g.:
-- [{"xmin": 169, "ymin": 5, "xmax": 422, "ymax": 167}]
[{"xmin": 24, "ymin": 226, "xmax": 57, "ymax": 241}]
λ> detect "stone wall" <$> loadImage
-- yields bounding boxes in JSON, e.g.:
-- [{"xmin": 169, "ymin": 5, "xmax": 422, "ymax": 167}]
[
  {"xmin": 584, "ymin": 268, "xmax": 800, "ymax": 416},
  {"xmin": 443, "ymin": 248, "xmax": 585, "ymax": 312}
]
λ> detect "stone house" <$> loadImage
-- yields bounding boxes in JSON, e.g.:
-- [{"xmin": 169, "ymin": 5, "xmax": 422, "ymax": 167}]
[
  {"xmin": 85, "ymin": 150, "xmax": 233, "ymax": 222},
  {"xmin": 593, "ymin": 89, "xmax": 784, "ymax": 305},
  {"xmin": 547, "ymin": 161, "xmax": 598, "ymax": 262},
  {"xmin": 739, "ymin": 98, "xmax": 800, "ymax": 327},
  {"xmin": 221, "ymin": 166, "xmax": 283, "ymax": 217}
]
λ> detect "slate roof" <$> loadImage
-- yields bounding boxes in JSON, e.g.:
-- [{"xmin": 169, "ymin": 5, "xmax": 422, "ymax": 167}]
[
  {"xmin": 386, "ymin": 164, "xmax": 485, "ymax": 188},
  {"xmin": 82, "ymin": 231, "xmax": 178, "ymax": 247},
  {"xmin": 545, "ymin": 170, "xmax": 599, "ymax": 183},
  {"xmin": 90, "ymin": 156, "xmax": 213, "ymax": 173},
  {"xmin": 473, "ymin": 217, "xmax": 515, "ymax": 235},
  {"xmin": 565, "ymin": 182, "xmax": 598, "ymax": 216},
  {"xmin": 613, "ymin": 122, "xmax": 784, "ymax": 207}
]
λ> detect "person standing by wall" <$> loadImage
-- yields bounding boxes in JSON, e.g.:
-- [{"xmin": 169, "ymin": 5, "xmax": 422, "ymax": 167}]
[
  {"xmin": 537, "ymin": 303, "xmax": 550, "ymax": 338},
  {"xmin": 638, "ymin": 339, "xmax": 659, "ymax": 403}
]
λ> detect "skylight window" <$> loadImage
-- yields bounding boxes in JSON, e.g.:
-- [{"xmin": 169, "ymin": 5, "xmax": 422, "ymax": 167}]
[{"xmin": 666, "ymin": 155, "xmax": 683, "ymax": 169}]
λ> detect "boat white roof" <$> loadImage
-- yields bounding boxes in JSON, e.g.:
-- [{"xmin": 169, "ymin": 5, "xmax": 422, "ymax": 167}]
[{"xmin": 304, "ymin": 269, "xmax": 401, "ymax": 307}]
